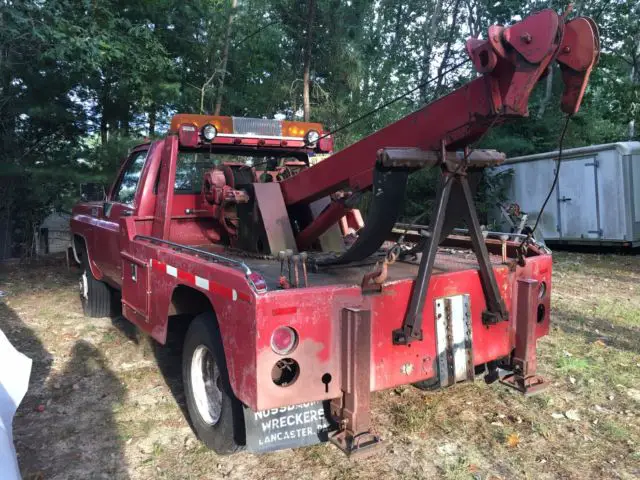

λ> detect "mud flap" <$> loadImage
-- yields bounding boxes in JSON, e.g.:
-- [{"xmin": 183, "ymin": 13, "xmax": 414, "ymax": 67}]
[{"xmin": 243, "ymin": 402, "xmax": 334, "ymax": 453}]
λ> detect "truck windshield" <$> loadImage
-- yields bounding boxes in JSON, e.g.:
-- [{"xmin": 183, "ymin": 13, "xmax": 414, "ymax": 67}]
[{"xmin": 175, "ymin": 151, "xmax": 306, "ymax": 193}]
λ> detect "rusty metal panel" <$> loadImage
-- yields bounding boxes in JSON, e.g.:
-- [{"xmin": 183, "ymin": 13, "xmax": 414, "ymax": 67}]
[
  {"xmin": 252, "ymin": 183, "xmax": 298, "ymax": 254},
  {"xmin": 309, "ymin": 197, "xmax": 346, "ymax": 253},
  {"xmin": 435, "ymin": 294, "xmax": 473, "ymax": 387}
]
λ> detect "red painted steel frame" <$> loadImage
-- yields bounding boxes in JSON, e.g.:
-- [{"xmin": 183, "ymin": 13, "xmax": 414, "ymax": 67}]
[{"xmin": 279, "ymin": 10, "xmax": 599, "ymax": 231}]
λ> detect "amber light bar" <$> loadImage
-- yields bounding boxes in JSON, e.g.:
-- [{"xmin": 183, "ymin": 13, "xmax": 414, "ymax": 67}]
[{"xmin": 170, "ymin": 113, "xmax": 323, "ymax": 138}]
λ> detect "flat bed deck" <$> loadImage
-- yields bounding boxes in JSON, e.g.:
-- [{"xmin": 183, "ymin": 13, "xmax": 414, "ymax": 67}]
[{"xmin": 203, "ymin": 246, "xmax": 506, "ymax": 290}]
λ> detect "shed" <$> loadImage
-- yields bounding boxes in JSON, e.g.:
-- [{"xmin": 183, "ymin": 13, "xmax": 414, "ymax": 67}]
[
  {"xmin": 495, "ymin": 142, "xmax": 640, "ymax": 247},
  {"xmin": 37, "ymin": 212, "xmax": 71, "ymax": 255}
]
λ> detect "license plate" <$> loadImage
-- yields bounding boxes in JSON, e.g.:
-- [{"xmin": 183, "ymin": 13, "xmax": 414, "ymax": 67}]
[{"xmin": 244, "ymin": 401, "xmax": 333, "ymax": 453}]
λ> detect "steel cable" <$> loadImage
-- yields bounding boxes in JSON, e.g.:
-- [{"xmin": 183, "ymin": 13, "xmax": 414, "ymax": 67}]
[{"xmin": 320, "ymin": 58, "xmax": 471, "ymax": 141}]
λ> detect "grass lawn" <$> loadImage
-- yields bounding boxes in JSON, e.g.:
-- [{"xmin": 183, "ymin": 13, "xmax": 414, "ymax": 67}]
[{"xmin": 0, "ymin": 251, "xmax": 638, "ymax": 479}]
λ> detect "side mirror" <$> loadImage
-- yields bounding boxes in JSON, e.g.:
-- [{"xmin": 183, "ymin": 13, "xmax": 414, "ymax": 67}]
[{"xmin": 80, "ymin": 183, "xmax": 106, "ymax": 202}]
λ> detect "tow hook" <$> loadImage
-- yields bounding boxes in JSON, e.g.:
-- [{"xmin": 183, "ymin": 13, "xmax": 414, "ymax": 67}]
[{"xmin": 360, "ymin": 247, "xmax": 398, "ymax": 294}]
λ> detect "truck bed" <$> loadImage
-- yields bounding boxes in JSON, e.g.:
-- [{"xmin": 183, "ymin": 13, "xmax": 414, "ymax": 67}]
[{"xmin": 197, "ymin": 245, "xmax": 506, "ymax": 290}]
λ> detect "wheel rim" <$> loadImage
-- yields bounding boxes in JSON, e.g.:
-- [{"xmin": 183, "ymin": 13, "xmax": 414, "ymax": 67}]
[
  {"xmin": 190, "ymin": 345, "xmax": 223, "ymax": 425},
  {"xmin": 79, "ymin": 271, "xmax": 88, "ymax": 301}
]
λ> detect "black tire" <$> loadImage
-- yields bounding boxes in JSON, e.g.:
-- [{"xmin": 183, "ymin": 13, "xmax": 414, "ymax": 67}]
[
  {"xmin": 79, "ymin": 252, "xmax": 112, "ymax": 318},
  {"xmin": 182, "ymin": 312, "xmax": 245, "ymax": 454},
  {"xmin": 412, "ymin": 377, "xmax": 440, "ymax": 391}
]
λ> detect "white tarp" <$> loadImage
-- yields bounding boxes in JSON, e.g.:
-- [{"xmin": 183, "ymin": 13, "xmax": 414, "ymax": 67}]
[{"xmin": 0, "ymin": 328, "xmax": 32, "ymax": 479}]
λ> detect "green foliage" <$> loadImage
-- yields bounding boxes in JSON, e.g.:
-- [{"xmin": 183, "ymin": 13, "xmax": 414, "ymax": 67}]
[{"xmin": 1, "ymin": 0, "xmax": 638, "ymax": 257}]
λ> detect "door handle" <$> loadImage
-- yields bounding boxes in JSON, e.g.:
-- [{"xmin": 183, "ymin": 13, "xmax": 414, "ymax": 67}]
[{"xmin": 560, "ymin": 196, "xmax": 572, "ymax": 202}]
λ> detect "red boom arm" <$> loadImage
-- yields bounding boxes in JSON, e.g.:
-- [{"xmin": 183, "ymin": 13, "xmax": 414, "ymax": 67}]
[{"xmin": 280, "ymin": 9, "xmax": 599, "ymax": 247}]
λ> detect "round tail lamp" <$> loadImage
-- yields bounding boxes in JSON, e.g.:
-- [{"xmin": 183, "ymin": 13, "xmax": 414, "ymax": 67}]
[{"xmin": 270, "ymin": 326, "xmax": 298, "ymax": 355}]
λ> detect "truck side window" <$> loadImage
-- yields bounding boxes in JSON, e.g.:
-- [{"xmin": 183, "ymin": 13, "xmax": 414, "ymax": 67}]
[{"xmin": 113, "ymin": 151, "xmax": 148, "ymax": 205}]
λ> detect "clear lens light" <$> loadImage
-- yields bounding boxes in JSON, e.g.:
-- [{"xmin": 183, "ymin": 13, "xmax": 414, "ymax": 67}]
[
  {"xmin": 305, "ymin": 130, "xmax": 320, "ymax": 145},
  {"xmin": 270, "ymin": 326, "xmax": 298, "ymax": 355},
  {"xmin": 202, "ymin": 124, "xmax": 217, "ymax": 141}
]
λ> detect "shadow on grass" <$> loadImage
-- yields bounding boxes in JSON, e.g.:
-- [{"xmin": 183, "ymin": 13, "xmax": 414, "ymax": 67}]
[
  {"xmin": 552, "ymin": 308, "xmax": 640, "ymax": 353},
  {"xmin": 109, "ymin": 310, "xmax": 192, "ymax": 426},
  {"xmin": 0, "ymin": 301, "xmax": 129, "ymax": 479}
]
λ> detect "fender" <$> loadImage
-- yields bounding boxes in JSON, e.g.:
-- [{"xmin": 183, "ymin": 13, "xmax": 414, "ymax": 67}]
[{"xmin": 71, "ymin": 227, "xmax": 105, "ymax": 282}]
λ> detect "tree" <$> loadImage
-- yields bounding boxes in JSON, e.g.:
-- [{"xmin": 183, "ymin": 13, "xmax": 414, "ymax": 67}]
[{"xmin": 2, "ymin": 0, "xmax": 638, "ymax": 258}]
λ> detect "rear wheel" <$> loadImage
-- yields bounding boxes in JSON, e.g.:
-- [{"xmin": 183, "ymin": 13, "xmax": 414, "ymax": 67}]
[
  {"xmin": 182, "ymin": 312, "xmax": 245, "ymax": 454},
  {"xmin": 79, "ymin": 253, "xmax": 112, "ymax": 318},
  {"xmin": 412, "ymin": 377, "xmax": 440, "ymax": 391}
]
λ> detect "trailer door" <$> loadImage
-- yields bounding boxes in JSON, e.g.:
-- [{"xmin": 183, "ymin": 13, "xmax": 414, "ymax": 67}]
[{"xmin": 557, "ymin": 157, "xmax": 600, "ymax": 239}]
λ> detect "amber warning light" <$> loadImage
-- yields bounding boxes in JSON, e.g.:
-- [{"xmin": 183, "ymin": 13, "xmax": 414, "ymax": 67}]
[{"xmin": 171, "ymin": 114, "xmax": 333, "ymax": 152}]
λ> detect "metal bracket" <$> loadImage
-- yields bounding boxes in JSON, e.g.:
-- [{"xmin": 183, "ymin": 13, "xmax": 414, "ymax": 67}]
[
  {"xmin": 500, "ymin": 279, "xmax": 548, "ymax": 396},
  {"xmin": 329, "ymin": 308, "xmax": 383, "ymax": 457},
  {"xmin": 435, "ymin": 295, "xmax": 474, "ymax": 387},
  {"xmin": 393, "ymin": 167, "xmax": 509, "ymax": 345}
]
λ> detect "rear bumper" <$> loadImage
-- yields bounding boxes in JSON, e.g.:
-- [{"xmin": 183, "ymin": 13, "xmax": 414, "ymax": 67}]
[{"xmin": 240, "ymin": 255, "xmax": 551, "ymax": 411}]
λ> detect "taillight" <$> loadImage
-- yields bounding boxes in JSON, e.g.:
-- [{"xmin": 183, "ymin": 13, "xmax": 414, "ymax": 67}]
[
  {"xmin": 271, "ymin": 326, "xmax": 298, "ymax": 355},
  {"xmin": 247, "ymin": 271, "xmax": 267, "ymax": 293}
]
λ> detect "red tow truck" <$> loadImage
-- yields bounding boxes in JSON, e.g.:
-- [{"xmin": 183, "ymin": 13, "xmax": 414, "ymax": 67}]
[{"xmin": 71, "ymin": 10, "xmax": 599, "ymax": 456}]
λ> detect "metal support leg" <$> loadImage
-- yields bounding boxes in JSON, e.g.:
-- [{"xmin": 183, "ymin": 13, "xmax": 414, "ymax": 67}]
[
  {"xmin": 393, "ymin": 176, "xmax": 453, "ymax": 345},
  {"xmin": 329, "ymin": 308, "xmax": 382, "ymax": 457},
  {"xmin": 459, "ymin": 176, "xmax": 509, "ymax": 324},
  {"xmin": 500, "ymin": 279, "xmax": 548, "ymax": 395}
]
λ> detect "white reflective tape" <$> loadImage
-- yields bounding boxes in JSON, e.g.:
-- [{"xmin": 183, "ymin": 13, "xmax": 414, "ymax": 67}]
[
  {"xmin": 232, "ymin": 289, "xmax": 238, "ymax": 301},
  {"xmin": 450, "ymin": 296, "xmax": 468, "ymax": 383},
  {"xmin": 166, "ymin": 265, "xmax": 178, "ymax": 277},
  {"xmin": 195, "ymin": 276, "xmax": 209, "ymax": 290}
]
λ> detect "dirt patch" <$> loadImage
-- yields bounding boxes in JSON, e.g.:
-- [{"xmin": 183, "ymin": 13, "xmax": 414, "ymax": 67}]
[{"xmin": 1, "ymin": 251, "xmax": 639, "ymax": 479}]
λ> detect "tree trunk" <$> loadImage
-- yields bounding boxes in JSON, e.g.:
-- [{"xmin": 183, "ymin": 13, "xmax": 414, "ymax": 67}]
[
  {"xmin": 99, "ymin": 80, "xmax": 111, "ymax": 145},
  {"xmin": 434, "ymin": 0, "xmax": 462, "ymax": 97},
  {"xmin": 465, "ymin": 0, "xmax": 483, "ymax": 39},
  {"xmin": 628, "ymin": 35, "xmax": 640, "ymax": 139},
  {"xmin": 537, "ymin": 65, "xmax": 554, "ymax": 119},
  {"xmin": 420, "ymin": 0, "xmax": 444, "ymax": 103},
  {"xmin": 302, "ymin": 0, "xmax": 316, "ymax": 121},
  {"xmin": 149, "ymin": 105, "xmax": 156, "ymax": 137},
  {"xmin": 213, "ymin": 0, "xmax": 238, "ymax": 116},
  {"xmin": 122, "ymin": 103, "xmax": 130, "ymax": 136}
]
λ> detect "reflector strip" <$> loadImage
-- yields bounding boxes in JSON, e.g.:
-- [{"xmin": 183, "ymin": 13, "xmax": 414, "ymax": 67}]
[
  {"xmin": 151, "ymin": 259, "xmax": 250, "ymax": 303},
  {"xmin": 217, "ymin": 133, "xmax": 304, "ymax": 141},
  {"xmin": 272, "ymin": 306, "xmax": 298, "ymax": 316}
]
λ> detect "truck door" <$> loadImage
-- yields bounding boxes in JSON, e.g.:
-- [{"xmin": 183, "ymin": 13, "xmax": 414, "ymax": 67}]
[
  {"xmin": 557, "ymin": 157, "xmax": 600, "ymax": 239},
  {"xmin": 93, "ymin": 149, "xmax": 149, "ymax": 283}
]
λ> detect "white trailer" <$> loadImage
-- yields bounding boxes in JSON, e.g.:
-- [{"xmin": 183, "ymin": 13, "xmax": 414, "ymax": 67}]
[{"xmin": 496, "ymin": 142, "xmax": 640, "ymax": 247}]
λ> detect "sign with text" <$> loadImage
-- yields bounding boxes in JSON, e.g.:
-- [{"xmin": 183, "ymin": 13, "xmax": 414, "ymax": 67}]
[{"xmin": 244, "ymin": 401, "xmax": 333, "ymax": 453}]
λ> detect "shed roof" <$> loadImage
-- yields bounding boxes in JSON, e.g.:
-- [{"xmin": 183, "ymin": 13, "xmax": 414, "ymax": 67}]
[{"xmin": 505, "ymin": 141, "xmax": 640, "ymax": 165}]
